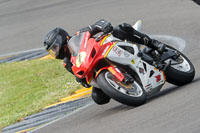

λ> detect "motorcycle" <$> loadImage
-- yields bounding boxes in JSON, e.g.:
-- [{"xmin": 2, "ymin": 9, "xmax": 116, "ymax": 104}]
[{"xmin": 68, "ymin": 20, "xmax": 195, "ymax": 106}]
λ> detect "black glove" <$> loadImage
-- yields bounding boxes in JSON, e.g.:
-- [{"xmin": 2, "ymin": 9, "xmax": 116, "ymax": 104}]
[
  {"xmin": 76, "ymin": 77, "xmax": 91, "ymax": 88},
  {"xmin": 120, "ymin": 23, "xmax": 135, "ymax": 34},
  {"xmin": 113, "ymin": 23, "xmax": 137, "ymax": 42},
  {"xmin": 91, "ymin": 19, "xmax": 113, "ymax": 35}
]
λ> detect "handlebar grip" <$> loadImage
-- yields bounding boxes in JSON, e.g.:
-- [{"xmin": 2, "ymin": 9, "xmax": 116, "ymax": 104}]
[{"xmin": 95, "ymin": 32, "xmax": 106, "ymax": 42}]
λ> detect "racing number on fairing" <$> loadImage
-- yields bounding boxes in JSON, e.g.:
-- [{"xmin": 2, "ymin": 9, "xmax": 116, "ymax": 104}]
[{"xmin": 76, "ymin": 52, "xmax": 86, "ymax": 67}]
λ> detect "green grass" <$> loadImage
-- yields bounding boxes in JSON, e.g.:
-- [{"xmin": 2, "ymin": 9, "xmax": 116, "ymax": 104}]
[{"xmin": 0, "ymin": 59, "xmax": 81, "ymax": 129}]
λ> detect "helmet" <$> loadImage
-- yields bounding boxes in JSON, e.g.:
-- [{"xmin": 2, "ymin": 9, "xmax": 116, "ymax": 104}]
[{"xmin": 44, "ymin": 27, "xmax": 70, "ymax": 59}]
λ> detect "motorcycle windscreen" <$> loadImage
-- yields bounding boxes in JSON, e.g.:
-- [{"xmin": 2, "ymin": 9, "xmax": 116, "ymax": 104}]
[{"xmin": 68, "ymin": 32, "xmax": 85, "ymax": 56}]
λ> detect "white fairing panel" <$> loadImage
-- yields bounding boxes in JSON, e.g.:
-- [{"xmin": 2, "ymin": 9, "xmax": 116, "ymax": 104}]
[{"xmin": 106, "ymin": 41, "xmax": 165, "ymax": 94}]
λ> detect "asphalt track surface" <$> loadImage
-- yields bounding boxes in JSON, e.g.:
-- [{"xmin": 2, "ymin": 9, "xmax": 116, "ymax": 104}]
[{"xmin": 1, "ymin": 0, "xmax": 200, "ymax": 133}]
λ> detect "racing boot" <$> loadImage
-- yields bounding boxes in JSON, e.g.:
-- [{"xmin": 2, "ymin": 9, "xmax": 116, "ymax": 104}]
[
  {"xmin": 149, "ymin": 39, "xmax": 166, "ymax": 54},
  {"xmin": 113, "ymin": 23, "xmax": 166, "ymax": 54},
  {"xmin": 91, "ymin": 87, "xmax": 111, "ymax": 105}
]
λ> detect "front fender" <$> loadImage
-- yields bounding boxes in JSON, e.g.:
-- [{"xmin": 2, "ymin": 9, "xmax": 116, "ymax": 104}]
[{"xmin": 95, "ymin": 65, "xmax": 124, "ymax": 82}]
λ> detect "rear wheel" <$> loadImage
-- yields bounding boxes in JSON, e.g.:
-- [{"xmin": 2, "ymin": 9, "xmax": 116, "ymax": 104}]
[
  {"xmin": 164, "ymin": 46, "xmax": 195, "ymax": 86},
  {"xmin": 97, "ymin": 70, "xmax": 146, "ymax": 106}
]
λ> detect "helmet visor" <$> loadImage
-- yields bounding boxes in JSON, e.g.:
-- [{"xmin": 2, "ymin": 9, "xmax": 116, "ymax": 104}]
[{"xmin": 47, "ymin": 35, "xmax": 62, "ymax": 57}]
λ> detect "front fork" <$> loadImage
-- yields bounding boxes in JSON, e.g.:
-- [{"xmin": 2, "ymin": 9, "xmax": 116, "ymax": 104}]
[{"xmin": 95, "ymin": 65, "xmax": 125, "ymax": 82}]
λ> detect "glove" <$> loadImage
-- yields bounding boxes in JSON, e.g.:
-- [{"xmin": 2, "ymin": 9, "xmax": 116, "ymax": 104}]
[
  {"xmin": 63, "ymin": 57, "xmax": 74, "ymax": 74},
  {"xmin": 120, "ymin": 23, "xmax": 135, "ymax": 34},
  {"xmin": 91, "ymin": 19, "xmax": 113, "ymax": 34}
]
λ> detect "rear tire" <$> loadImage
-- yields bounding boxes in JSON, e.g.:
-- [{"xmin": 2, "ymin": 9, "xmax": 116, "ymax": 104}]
[
  {"xmin": 164, "ymin": 46, "xmax": 195, "ymax": 86},
  {"xmin": 97, "ymin": 70, "xmax": 146, "ymax": 106}
]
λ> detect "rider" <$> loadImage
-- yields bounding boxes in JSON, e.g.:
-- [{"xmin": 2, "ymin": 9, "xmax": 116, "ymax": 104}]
[{"xmin": 43, "ymin": 19, "xmax": 166, "ymax": 105}]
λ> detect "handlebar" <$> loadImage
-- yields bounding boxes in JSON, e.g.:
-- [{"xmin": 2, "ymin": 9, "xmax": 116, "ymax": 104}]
[{"xmin": 95, "ymin": 32, "xmax": 107, "ymax": 42}]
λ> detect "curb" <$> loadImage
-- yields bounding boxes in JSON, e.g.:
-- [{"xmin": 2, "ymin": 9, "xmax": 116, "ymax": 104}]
[
  {"xmin": 0, "ymin": 48, "xmax": 48, "ymax": 63},
  {"xmin": 45, "ymin": 87, "xmax": 92, "ymax": 109},
  {"xmin": 39, "ymin": 54, "xmax": 54, "ymax": 60},
  {"xmin": 38, "ymin": 54, "xmax": 93, "ymax": 109},
  {"xmin": 0, "ymin": 51, "xmax": 93, "ymax": 109},
  {"xmin": 2, "ymin": 97, "xmax": 92, "ymax": 133}
]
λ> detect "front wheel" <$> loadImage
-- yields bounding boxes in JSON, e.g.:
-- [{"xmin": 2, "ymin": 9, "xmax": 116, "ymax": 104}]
[
  {"xmin": 97, "ymin": 70, "xmax": 146, "ymax": 106},
  {"xmin": 164, "ymin": 46, "xmax": 195, "ymax": 86}
]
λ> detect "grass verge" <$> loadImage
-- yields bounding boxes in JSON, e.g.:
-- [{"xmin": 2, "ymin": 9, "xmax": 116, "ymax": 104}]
[{"xmin": 0, "ymin": 59, "xmax": 81, "ymax": 129}]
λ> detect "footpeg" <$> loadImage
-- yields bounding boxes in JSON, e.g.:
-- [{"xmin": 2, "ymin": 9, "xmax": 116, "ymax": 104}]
[
  {"xmin": 122, "ymin": 73, "xmax": 134, "ymax": 85},
  {"xmin": 162, "ymin": 60, "xmax": 171, "ymax": 72}
]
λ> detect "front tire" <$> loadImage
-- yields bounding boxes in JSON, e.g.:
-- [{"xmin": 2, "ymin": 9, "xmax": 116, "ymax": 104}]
[
  {"xmin": 97, "ymin": 70, "xmax": 146, "ymax": 106},
  {"xmin": 164, "ymin": 46, "xmax": 195, "ymax": 86},
  {"xmin": 91, "ymin": 87, "xmax": 111, "ymax": 105}
]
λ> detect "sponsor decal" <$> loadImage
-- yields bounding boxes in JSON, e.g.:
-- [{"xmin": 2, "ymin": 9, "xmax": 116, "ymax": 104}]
[
  {"xmin": 131, "ymin": 59, "xmax": 135, "ymax": 64},
  {"xmin": 155, "ymin": 75, "xmax": 161, "ymax": 82},
  {"xmin": 112, "ymin": 45, "xmax": 118, "ymax": 52},
  {"xmin": 139, "ymin": 67, "xmax": 145, "ymax": 75},
  {"xmin": 145, "ymin": 83, "xmax": 152, "ymax": 90},
  {"xmin": 143, "ymin": 37, "xmax": 149, "ymax": 45},
  {"xmin": 112, "ymin": 46, "xmax": 123, "ymax": 56},
  {"xmin": 108, "ymin": 67, "xmax": 116, "ymax": 75},
  {"xmin": 104, "ymin": 42, "xmax": 118, "ymax": 58},
  {"xmin": 117, "ymin": 50, "xmax": 123, "ymax": 56},
  {"xmin": 112, "ymin": 46, "xmax": 130, "ymax": 57}
]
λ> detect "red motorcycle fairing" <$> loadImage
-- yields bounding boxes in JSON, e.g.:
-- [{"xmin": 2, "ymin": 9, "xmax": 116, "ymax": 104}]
[{"xmin": 70, "ymin": 32, "xmax": 124, "ymax": 83}]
